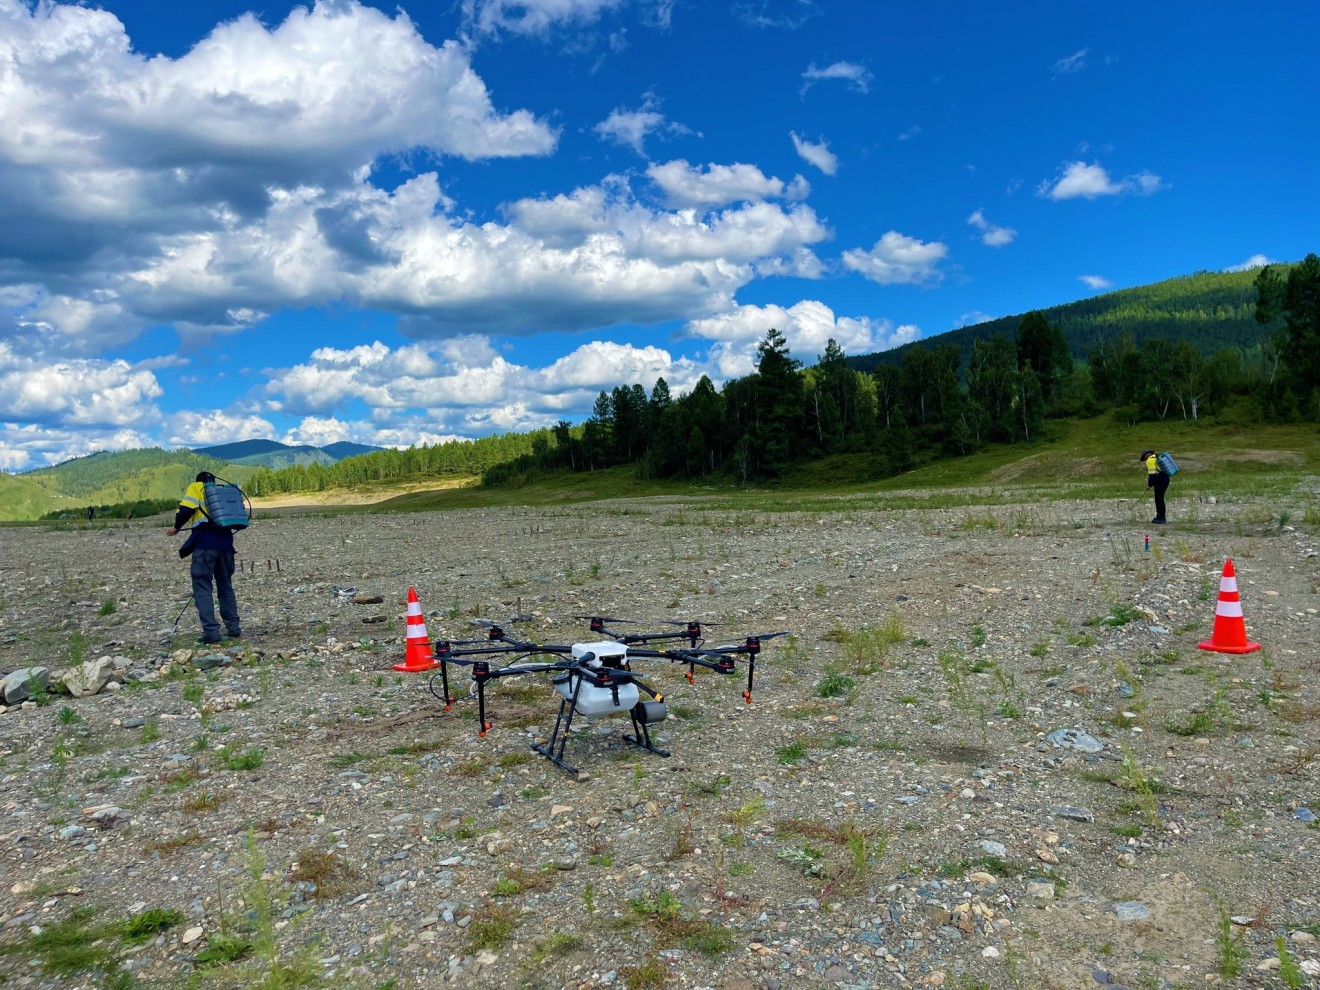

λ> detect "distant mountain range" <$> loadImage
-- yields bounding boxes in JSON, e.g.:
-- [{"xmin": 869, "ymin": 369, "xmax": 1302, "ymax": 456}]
[{"xmin": 192, "ymin": 439, "xmax": 385, "ymax": 469}]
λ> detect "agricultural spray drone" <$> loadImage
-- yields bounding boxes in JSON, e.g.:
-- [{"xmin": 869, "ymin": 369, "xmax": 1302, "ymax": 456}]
[{"xmin": 418, "ymin": 616, "xmax": 785, "ymax": 775}]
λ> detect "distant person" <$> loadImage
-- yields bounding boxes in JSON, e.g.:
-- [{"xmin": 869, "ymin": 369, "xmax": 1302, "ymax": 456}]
[
  {"xmin": 86, "ymin": 506, "xmax": 94, "ymax": 521},
  {"xmin": 167, "ymin": 471, "xmax": 242, "ymax": 645},
  {"xmin": 1140, "ymin": 449, "xmax": 1169, "ymax": 525}
]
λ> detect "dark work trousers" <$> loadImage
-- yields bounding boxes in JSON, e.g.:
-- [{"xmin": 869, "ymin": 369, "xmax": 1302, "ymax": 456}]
[
  {"xmin": 191, "ymin": 548, "xmax": 240, "ymax": 641},
  {"xmin": 1149, "ymin": 472, "xmax": 1169, "ymax": 522}
]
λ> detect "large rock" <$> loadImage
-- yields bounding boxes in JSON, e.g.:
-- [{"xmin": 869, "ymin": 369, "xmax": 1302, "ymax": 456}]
[
  {"xmin": 63, "ymin": 657, "xmax": 115, "ymax": 698},
  {"xmin": 2, "ymin": 667, "xmax": 50, "ymax": 704}
]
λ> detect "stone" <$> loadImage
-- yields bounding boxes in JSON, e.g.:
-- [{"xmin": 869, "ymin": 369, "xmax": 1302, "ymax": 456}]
[
  {"xmin": 1052, "ymin": 806, "xmax": 1095, "ymax": 823},
  {"xmin": 1046, "ymin": 728, "xmax": 1104, "ymax": 753},
  {"xmin": 2, "ymin": 666, "xmax": 50, "ymax": 704},
  {"xmin": 1113, "ymin": 901, "xmax": 1150, "ymax": 921},
  {"xmin": 192, "ymin": 653, "xmax": 233, "ymax": 671},
  {"xmin": 63, "ymin": 656, "xmax": 115, "ymax": 698},
  {"xmin": 182, "ymin": 926, "xmax": 204, "ymax": 944}
]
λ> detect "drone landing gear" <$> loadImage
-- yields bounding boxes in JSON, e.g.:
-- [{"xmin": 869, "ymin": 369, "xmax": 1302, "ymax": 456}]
[
  {"xmin": 623, "ymin": 700, "xmax": 670, "ymax": 759},
  {"xmin": 531, "ymin": 692, "xmax": 671, "ymax": 775},
  {"xmin": 533, "ymin": 692, "xmax": 584, "ymax": 775}
]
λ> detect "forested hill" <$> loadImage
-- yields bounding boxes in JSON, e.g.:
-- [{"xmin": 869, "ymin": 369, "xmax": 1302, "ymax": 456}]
[
  {"xmin": 849, "ymin": 266, "xmax": 1279, "ymax": 373},
  {"xmin": 0, "ymin": 448, "xmax": 255, "ymax": 521}
]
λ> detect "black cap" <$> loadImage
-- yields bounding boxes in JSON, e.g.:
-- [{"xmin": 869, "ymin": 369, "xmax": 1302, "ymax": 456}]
[
  {"xmin": 1139, "ymin": 450, "xmax": 1154, "ymax": 461},
  {"xmin": 196, "ymin": 471, "xmax": 216, "ymax": 483}
]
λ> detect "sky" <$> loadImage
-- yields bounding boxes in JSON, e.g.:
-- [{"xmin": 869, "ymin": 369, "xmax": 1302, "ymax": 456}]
[{"xmin": 1, "ymin": 0, "xmax": 1316, "ymax": 470}]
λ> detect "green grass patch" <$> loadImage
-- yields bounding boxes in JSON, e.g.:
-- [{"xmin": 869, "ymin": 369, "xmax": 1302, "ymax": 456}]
[{"xmin": 120, "ymin": 908, "xmax": 184, "ymax": 945}]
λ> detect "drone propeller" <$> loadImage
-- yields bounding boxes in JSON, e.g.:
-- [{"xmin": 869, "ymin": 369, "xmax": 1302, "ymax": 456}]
[{"xmin": 571, "ymin": 614, "xmax": 637, "ymax": 624}]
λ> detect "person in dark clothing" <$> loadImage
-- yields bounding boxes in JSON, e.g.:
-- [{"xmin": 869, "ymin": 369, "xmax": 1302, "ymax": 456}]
[
  {"xmin": 86, "ymin": 506, "xmax": 94, "ymax": 521},
  {"xmin": 168, "ymin": 471, "xmax": 241, "ymax": 644},
  {"xmin": 1140, "ymin": 449, "xmax": 1169, "ymax": 524}
]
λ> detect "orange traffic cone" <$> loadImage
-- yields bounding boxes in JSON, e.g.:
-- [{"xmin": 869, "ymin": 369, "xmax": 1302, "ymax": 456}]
[
  {"xmin": 1197, "ymin": 558, "xmax": 1261, "ymax": 654},
  {"xmin": 393, "ymin": 586, "xmax": 438, "ymax": 672}
]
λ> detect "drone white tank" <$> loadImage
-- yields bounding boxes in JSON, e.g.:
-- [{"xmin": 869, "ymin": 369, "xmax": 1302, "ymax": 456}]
[
  {"xmin": 555, "ymin": 641, "xmax": 638, "ymax": 718},
  {"xmin": 572, "ymin": 641, "xmax": 629, "ymax": 666}
]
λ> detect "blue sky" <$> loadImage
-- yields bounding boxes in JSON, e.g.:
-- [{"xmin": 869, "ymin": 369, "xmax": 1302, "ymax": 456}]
[{"xmin": 1, "ymin": 0, "xmax": 1316, "ymax": 469}]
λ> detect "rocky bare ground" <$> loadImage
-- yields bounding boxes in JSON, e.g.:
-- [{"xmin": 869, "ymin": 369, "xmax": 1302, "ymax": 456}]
[{"xmin": 0, "ymin": 492, "xmax": 1318, "ymax": 990}]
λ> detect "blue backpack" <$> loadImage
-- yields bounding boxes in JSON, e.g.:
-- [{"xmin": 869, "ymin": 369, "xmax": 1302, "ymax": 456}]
[
  {"xmin": 201, "ymin": 481, "xmax": 250, "ymax": 531},
  {"xmin": 1156, "ymin": 452, "xmax": 1179, "ymax": 477}
]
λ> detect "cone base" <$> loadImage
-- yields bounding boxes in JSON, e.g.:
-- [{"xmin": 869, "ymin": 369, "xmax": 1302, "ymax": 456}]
[
  {"xmin": 394, "ymin": 660, "xmax": 439, "ymax": 672},
  {"xmin": 1197, "ymin": 639, "xmax": 1261, "ymax": 654}
]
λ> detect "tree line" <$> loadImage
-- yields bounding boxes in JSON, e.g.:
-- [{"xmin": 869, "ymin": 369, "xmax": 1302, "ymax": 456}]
[
  {"xmin": 238, "ymin": 252, "xmax": 1320, "ymax": 494},
  {"xmin": 244, "ymin": 431, "xmax": 545, "ymax": 496},
  {"xmin": 486, "ymin": 253, "xmax": 1320, "ymax": 484}
]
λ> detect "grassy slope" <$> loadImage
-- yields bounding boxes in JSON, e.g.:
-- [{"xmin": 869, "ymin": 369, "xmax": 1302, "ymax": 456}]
[
  {"xmin": 0, "ymin": 452, "xmax": 259, "ymax": 521},
  {"xmin": 8, "ymin": 419, "xmax": 1317, "ymax": 524},
  {"xmin": 0, "ymin": 472, "xmax": 77, "ymax": 521},
  {"xmin": 247, "ymin": 418, "xmax": 1318, "ymax": 520}
]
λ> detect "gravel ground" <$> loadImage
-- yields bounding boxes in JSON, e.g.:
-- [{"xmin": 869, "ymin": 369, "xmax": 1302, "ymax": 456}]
[{"xmin": 1, "ymin": 491, "xmax": 1318, "ymax": 990}]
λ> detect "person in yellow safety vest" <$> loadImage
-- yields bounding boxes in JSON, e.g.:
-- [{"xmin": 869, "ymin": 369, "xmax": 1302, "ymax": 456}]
[
  {"xmin": 167, "ymin": 471, "xmax": 242, "ymax": 645},
  {"xmin": 1139, "ymin": 450, "xmax": 1169, "ymax": 525}
]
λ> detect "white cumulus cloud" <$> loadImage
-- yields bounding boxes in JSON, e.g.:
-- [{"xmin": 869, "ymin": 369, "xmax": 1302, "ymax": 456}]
[
  {"xmin": 0, "ymin": 423, "xmax": 155, "ymax": 470},
  {"xmin": 841, "ymin": 231, "xmax": 948, "ymax": 285},
  {"xmin": 0, "ymin": 351, "xmax": 163, "ymax": 428},
  {"xmin": 646, "ymin": 160, "xmax": 797, "ymax": 207},
  {"xmin": 0, "ymin": 0, "xmax": 557, "ymax": 352},
  {"xmin": 967, "ymin": 209, "xmax": 1017, "ymax": 247},
  {"xmin": 261, "ymin": 337, "xmax": 706, "ymax": 432},
  {"xmin": 167, "ymin": 411, "xmax": 277, "ymax": 447},
  {"xmin": 1037, "ymin": 161, "xmax": 1167, "ymax": 201},
  {"xmin": 790, "ymin": 132, "xmax": 838, "ymax": 175},
  {"xmin": 1078, "ymin": 274, "xmax": 1113, "ymax": 290},
  {"xmin": 685, "ymin": 300, "xmax": 919, "ymax": 378},
  {"xmin": 1224, "ymin": 254, "xmax": 1273, "ymax": 272},
  {"xmin": 594, "ymin": 93, "xmax": 691, "ymax": 156}
]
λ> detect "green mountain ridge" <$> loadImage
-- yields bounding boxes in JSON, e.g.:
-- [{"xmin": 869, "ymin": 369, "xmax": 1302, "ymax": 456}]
[
  {"xmin": 848, "ymin": 265, "xmax": 1281, "ymax": 373},
  {"xmin": 1, "ymin": 449, "xmax": 256, "ymax": 522}
]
